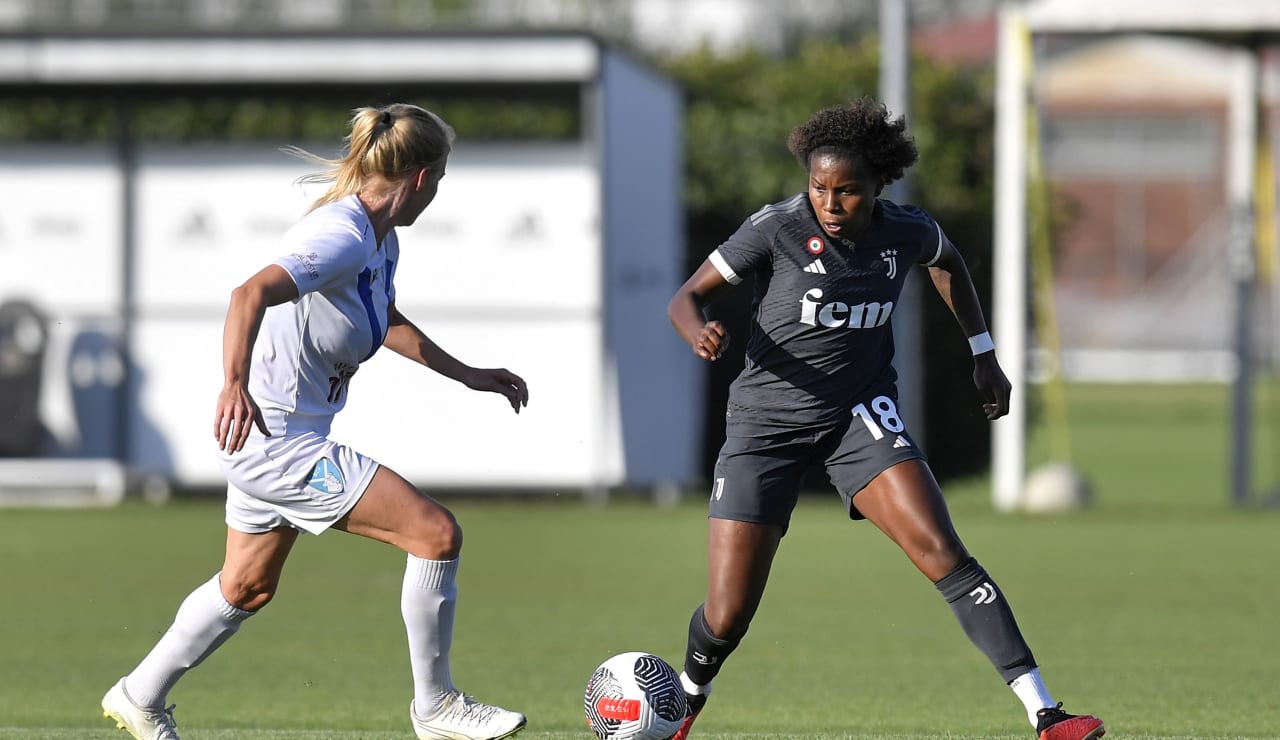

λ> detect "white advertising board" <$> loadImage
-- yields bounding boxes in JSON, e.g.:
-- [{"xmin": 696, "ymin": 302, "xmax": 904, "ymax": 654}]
[
  {"xmin": 329, "ymin": 315, "xmax": 611, "ymax": 487},
  {"xmin": 0, "ymin": 145, "xmax": 123, "ymax": 314},
  {"xmin": 132, "ymin": 142, "xmax": 600, "ymax": 314},
  {"xmin": 393, "ymin": 144, "xmax": 602, "ymax": 313},
  {"xmin": 132, "ymin": 144, "xmax": 314, "ymax": 313},
  {"xmin": 129, "ymin": 315, "xmax": 609, "ymax": 487},
  {"xmin": 126, "ymin": 317, "xmax": 224, "ymax": 482},
  {"xmin": 127, "ymin": 141, "xmax": 610, "ymax": 487}
]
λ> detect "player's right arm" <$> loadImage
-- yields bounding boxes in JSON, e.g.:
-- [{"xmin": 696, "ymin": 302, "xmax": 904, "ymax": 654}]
[
  {"xmin": 671, "ymin": 209, "xmax": 776, "ymax": 362},
  {"xmin": 668, "ymin": 259, "xmax": 730, "ymax": 362},
  {"xmin": 216, "ymin": 264, "xmax": 299, "ymax": 453}
]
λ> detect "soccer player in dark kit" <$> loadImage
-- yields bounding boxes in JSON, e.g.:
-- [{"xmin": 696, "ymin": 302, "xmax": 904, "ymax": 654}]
[{"xmin": 665, "ymin": 98, "xmax": 1105, "ymax": 740}]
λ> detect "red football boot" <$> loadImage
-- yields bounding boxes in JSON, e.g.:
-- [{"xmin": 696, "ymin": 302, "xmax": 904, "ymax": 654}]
[
  {"xmin": 669, "ymin": 692, "xmax": 707, "ymax": 740},
  {"xmin": 1036, "ymin": 702, "xmax": 1105, "ymax": 740}
]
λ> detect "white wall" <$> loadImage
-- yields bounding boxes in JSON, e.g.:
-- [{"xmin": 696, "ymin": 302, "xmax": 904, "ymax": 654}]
[{"xmin": 124, "ymin": 141, "xmax": 621, "ymax": 487}]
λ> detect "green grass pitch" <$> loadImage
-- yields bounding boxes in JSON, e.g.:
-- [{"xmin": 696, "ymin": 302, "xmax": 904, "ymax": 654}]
[{"xmin": 1, "ymin": 383, "xmax": 1278, "ymax": 738}]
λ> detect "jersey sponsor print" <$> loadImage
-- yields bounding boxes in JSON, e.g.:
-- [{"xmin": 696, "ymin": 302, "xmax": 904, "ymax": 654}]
[{"xmin": 709, "ymin": 196, "xmax": 947, "ymax": 433}]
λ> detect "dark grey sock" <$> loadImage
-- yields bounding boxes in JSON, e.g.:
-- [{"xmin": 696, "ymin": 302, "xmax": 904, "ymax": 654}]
[
  {"xmin": 934, "ymin": 558, "xmax": 1037, "ymax": 683},
  {"xmin": 683, "ymin": 604, "xmax": 746, "ymax": 687}
]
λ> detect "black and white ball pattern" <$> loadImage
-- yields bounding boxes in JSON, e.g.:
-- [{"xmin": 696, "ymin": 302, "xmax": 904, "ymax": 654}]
[
  {"xmin": 632, "ymin": 654, "xmax": 684, "ymax": 723},
  {"xmin": 584, "ymin": 652, "xmax": 687, "ymax": 740}
]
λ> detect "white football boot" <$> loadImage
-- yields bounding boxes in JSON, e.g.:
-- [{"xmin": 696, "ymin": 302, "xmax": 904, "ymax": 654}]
[
  {"xmin": 102, "ymin": 678, "xmax": 181, "ymax": 740},
  {"xmin": 411, "ymin": 690, "xmax": 526, "ymax": 740}
]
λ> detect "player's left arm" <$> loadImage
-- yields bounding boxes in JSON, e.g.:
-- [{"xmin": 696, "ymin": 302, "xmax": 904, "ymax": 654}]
[
  {"xmin": 383, "ymin": 302, "xmax": 528, "ymax": 414},
  {"xmin": 926, "ymin": 238, "xmax": 1011, "ymax": 421}
]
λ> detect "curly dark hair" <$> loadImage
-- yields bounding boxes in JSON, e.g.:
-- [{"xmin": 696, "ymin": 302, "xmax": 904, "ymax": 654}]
[{"xmin": 786, "ymin": 97, "xmax": 919, "ymax": 185}]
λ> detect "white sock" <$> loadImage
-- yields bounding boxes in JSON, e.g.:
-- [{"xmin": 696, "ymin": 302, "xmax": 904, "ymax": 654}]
[
  {"xmin": 679, "ymin": 671, "xmax": 711, "ymax": 696},
  {"xmin": 1009, "ymin": 668, "xmax": 1056, "ymax": 727},
  {"xmin": 124, "ymin": 573, "xmax": 254, "ymax": 708},
  {"xmin": 403, "ymin": 555, "xmax": 459, "ymax": 717}
]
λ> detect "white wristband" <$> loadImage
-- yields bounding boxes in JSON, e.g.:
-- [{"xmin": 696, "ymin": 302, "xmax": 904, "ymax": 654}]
[{"xmin": 968, "ymin": 331, "xmax": 995, "ymax": 355}]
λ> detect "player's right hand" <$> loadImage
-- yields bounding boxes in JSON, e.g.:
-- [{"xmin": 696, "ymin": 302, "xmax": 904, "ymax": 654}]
[
  {"xmin": 215, "ymin": 384, "xmax": 270, "ymax": 453},
  {"xmin": 462, "ymin": 366, "xmax": 530, "ymax": 414},
  {"xmin": 693, "ymin": 321, "xmax": 729, "ymax": 361}
]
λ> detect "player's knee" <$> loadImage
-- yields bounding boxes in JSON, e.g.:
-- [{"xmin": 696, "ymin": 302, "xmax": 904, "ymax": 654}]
[
  {"xmin": 408, "ymin": 510, "xmax": 463, "ymax": 560},
  {"xmin": 702, "ymin": 602, "xmax": 752, "ymax": 640},
  {"xmin": 908, "ymin": 535, "xmax": 968, "ymax": 579},
  {"xmin": 220, "ymin": 572, "xmax": 279, "ymax": 612}
]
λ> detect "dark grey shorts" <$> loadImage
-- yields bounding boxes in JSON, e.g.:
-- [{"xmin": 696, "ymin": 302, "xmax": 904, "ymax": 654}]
[{"xmin": 708, "ymin": 390, "xmax": 925, "ymax": 528}]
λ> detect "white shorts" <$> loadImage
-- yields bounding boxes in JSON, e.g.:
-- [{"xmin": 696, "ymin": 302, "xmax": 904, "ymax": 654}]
[{"xmin": 217, "ymin": 427, "xmax": 379, "ymax": 535}]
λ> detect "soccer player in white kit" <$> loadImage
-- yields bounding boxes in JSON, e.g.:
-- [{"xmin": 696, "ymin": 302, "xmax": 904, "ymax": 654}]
[{"xmin": 102, "ymin": 104, "xmax": 528, "ymax": 740}]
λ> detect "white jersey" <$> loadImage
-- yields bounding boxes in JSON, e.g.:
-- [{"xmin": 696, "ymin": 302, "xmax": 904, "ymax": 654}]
[{"xmin": 249, "ymin": 195, "xmax": 399, "ymax": 434}]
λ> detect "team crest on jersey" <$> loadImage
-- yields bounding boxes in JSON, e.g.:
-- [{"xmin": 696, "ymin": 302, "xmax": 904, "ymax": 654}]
[
  {"xmin": 880, "ymin": 248, "xmax": 898, "ymax": 279},
  {"xmin": 307, "ymin": 457, "xmax": 345, "ymax": 494},
  {"xmin": 805, "ymin": 236, "xmax": 825, "ymax": 255}
]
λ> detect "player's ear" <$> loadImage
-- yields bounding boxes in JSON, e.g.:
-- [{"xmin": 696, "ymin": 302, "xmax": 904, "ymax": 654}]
[{"xmin": 412, "ymin": 167, "xmax": 430, "ymax": 190}]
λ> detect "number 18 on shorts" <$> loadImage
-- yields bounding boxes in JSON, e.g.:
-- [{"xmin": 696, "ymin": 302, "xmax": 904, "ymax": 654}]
[{"xmin": 708, "ymin": 389, "xmax": 924, "ymax": 526}]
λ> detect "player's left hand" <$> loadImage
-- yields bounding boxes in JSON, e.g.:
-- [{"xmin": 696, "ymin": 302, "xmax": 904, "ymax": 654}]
[
  {"xmin": 973, "ymin": 354, "xmax": 1011, "ymax": 421},
  {"xmin": 464, "ymin": 367, "xmax": 529, "ymax": 414}
]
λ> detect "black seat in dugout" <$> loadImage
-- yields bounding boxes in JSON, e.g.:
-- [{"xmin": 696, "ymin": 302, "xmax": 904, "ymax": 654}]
[{"xmin": 0, "ymin": 299, "xmax": 48, "ymax": 457}]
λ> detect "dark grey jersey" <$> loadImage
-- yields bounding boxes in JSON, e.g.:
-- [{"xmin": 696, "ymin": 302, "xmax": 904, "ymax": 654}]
[{"xmin": 710, "ymin": 194, "xmax": 947, "ymax": 434}]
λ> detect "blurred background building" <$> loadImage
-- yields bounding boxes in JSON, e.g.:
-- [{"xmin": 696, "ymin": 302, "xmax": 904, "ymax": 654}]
[
  {"xmin": 918, "ymin": 14, "xmax": 1280, "ymax": 384},
  {"xmin": 0, "ymin": 0, "xmax": 997, "ymax": 52},
  {"xmin": 2, "ymin": 0, "xmax": 1277, "ymax": 506}
]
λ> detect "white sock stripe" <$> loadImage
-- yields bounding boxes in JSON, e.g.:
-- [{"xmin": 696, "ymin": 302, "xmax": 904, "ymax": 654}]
[
  {"xmin": 1009, "ymin": 667, "xmax": 1055, "ymax": 728},
  {"xmin": 679, "ymin": 671, "xmax": 711, "ymax": 696},
  {"xmin": 408, "ymin": 556, "xmax": 460, "ymax": 590}
]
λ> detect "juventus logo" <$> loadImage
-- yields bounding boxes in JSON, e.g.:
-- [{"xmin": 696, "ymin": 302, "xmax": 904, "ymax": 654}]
[
  {"xmin": 968, "ymin": 581, "xmax": 998, "ymax": 605},
  {"xmin": 880, "ymin": 249, "xmax": 898, "ymax": 279},
  {"xmin": 711, "ymin": 477, "xmax": 725, "ymax": 501}
]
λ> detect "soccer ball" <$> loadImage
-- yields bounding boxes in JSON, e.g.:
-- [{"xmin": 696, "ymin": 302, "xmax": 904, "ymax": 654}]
[
  {"xmin": 1023, "ymin": 461, "xmax": 1092, "ymax": 513},
  {"xmin": 584, "ymin": 651, "xmax": 687, "ymax": 740}
]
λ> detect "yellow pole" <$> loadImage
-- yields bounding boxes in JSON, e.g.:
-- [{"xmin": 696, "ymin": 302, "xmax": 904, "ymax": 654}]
[
  {"xmin": 1256, "ymin": 119, "xmax": 1275, "ymax": 284},
  {"xmin": 1022, "ymin": 23, "xmax": 1072, "ymax": 463}
]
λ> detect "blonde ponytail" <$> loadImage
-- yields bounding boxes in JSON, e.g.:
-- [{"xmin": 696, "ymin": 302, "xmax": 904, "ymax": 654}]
[{"xmin": 285, "ymin": 103, "xmax": 455, "ymax": 212}]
